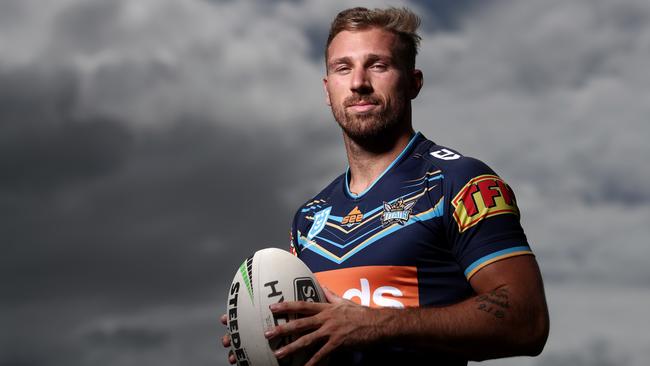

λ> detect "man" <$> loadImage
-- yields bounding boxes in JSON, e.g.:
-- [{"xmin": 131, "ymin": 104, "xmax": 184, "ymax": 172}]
[{"xmin": 222, "ymin": 7, "xmax": 549, "ymax": 366}]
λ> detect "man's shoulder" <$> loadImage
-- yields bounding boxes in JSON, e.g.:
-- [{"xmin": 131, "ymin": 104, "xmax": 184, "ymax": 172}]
[
  {"xmin": 416, "ymin": 140, "xmax": 497, "ymax": 183},
  {"xmin": 293, "ymin": 173, "xmax": 345, "ymax": 216}
]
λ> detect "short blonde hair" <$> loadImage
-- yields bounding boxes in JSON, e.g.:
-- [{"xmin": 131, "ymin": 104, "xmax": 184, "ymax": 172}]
[{"xmin": 326, "ymin": 7, "xmax": 422, "ymax": 70}]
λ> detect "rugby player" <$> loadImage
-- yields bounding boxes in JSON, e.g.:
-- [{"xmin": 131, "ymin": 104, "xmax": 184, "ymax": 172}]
[{"xmin": 221, "ymin": 7, "xmax": 549, "ymax": 365}]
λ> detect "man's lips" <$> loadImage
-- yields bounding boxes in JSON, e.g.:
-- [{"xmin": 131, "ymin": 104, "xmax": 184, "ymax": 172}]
[{"xmin": 346, "ymin": 101, "xmax": 378, "ymax": 113}]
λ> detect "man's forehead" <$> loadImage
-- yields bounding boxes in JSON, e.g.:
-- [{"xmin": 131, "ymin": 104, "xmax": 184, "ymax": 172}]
[{"xmin": 326, "ymin": 28, "xmax": 398, "ymax": 62}]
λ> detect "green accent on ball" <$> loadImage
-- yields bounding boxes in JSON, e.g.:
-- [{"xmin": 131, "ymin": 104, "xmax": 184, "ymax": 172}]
[{"xmin": 239, "ymin": 261, "xmax": 254, "ymax": 304}]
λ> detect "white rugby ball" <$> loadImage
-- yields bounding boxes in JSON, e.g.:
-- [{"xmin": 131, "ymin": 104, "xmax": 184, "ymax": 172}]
[{"xmin": 226, "ymin": 248, "xmax": 325, "ymax": 366}]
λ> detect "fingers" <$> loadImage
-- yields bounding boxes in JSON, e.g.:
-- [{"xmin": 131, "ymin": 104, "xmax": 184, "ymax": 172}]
[
  {"xmin": 221, "ymin": 334, "xmax": 231, "ymax": 348},
  {"xmin": 274, "ymin": 330, "xmax": 323, "ymax": 360},
  {"xmin": 221, "ymin": 313, "xmax": 236, "ymax": 364},
  {"xmin": 270, "ymin": 300, "xmax": 330, "ymax": 315},
  {"xmin": 228, "ymin": 349, "xmax": 236, "ymax": 364},
  {"xmin": 221, "ymin": 313, "xmax": 232, "ymax": 348},
  {"xmin": 322, "ymin": 286, "xmax": 343, "ymax": 304},
  {"xmin": 304, "ymin": 341, "xmax": 337, "ymax": 366},
  {"xmin": 265, "ymin": 316, "xmax": 320, "ymax": 339}
]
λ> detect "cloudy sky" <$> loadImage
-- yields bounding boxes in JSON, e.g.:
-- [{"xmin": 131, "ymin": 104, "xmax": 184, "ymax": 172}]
[{"xmin": 1, "ymin": 0, "xmax": 649, "ymax": 365}]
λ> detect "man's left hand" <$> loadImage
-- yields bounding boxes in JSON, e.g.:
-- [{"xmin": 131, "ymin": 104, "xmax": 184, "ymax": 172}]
[{"xmin": 264, "ymin": 287, "xmax": 387, "ymax": 366}]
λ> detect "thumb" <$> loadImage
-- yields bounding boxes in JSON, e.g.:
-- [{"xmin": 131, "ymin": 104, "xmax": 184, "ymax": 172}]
[{"xmin": 322, "ymin": 286, "xmax": 344, "ymax": 304}]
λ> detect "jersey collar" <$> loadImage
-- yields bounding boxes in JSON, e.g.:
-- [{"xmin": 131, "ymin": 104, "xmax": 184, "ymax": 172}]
[{"xmin": 345, "ymin": 131, "xmax": 422, "ymax": 199}]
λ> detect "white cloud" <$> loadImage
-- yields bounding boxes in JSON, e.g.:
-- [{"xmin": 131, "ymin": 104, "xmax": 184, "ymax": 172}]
[
  {"xmin": 414, "ymin": 0, "xmax": 650, "ymax": 287},
  {"xmin": 412, "ymin": 2, "xmax": 650, "ymax": 363},
  {"xmin": 0, "ymin": 0, "xmax": 426, "ymax": 127},
  {"xmin": 475, "ymin": 284, "xmax": 650, "ymax": 366}
]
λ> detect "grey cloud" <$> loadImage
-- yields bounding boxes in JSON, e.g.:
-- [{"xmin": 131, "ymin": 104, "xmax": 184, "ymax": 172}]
[
  {"xmin": 535, "ymin": 339, "xmax": 630, "ymax": 366},
  {"xmin": 1, "ymin": 118, "xmax": 337, "ymax": 306},
  {"xmin": 0, "ymin": 62, "xmax": 131, "ymax": 197},
  {"xmin": 476, "ymin": 284, "xmax": 650, "ymax": 366},
  {"xmin": 413, "ymin": 0, "xmax": 650, "ymax": 292},
  {"xmin": 0, "ymin": 102, "xmax": 339, "ymax": 366},
  {"xmin": 85, "ymin": 326, "xmax": 169, "ymax": 350},
  {"xmin": 1, "ymin": 0, "xmax": 649, "ymax": 365},
  {"xmin": 0, "ymin": 0, "xmax": 331, "ymax": 127}
]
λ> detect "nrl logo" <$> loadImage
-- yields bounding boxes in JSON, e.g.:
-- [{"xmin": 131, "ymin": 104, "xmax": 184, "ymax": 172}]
[{"xmin": 381, "ymin": 198, "xmax": 417, "ymax": 226}]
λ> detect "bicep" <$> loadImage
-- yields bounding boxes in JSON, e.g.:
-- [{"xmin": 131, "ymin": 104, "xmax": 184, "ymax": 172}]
[
  {"xmin": 470, "ymin": 255, "xmax": 549, "ymax": 337},
  {"xmin": 469, "ymin": 254, "xmax": 545, "ymax": 298},
  {"xmin": 468, "ymin": 254, "xmax": 550, "ymax": 354}
]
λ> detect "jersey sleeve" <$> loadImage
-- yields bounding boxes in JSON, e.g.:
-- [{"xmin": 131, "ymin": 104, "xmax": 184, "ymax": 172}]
[
  {"xmin": 289, "ymin": 209, "xmax": 301, "ymax": 257},
  {"xmin": 441, "ymin": 157, "xmax": 533, "ymax": 280}
]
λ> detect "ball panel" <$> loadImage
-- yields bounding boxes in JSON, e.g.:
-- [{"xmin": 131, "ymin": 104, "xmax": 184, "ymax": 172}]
[{"xmin": 226, "ymin": 248, "xmax": 325, "ymax": 366}]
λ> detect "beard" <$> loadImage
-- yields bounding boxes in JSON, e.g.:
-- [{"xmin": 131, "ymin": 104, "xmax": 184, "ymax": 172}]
[{"xmin": 331, "ymin": 92, "xmax": 409, "ymax": 153}]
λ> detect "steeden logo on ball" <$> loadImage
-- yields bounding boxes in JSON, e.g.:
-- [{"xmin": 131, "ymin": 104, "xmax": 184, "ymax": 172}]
[{"xmin": 226, "ymin": 248, "xmax": 325, "ymax": 366}]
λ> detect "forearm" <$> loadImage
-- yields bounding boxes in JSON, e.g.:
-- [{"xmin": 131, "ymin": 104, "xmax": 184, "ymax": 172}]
[
  {"xmin": 267, "ymin": 256, "xmax": 549, "ymax": 364},
  {"xmin": 373, "ymin": 285, "xmax": 548, "ymax": 360}
]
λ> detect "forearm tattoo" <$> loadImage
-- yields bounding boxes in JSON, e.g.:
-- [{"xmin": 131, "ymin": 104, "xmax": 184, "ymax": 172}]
[{"xmin": 475, "ymin": 288, "xmax": 510, "ymax": 319}]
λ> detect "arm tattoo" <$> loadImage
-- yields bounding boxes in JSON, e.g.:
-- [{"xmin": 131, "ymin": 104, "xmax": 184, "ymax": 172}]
[{"xmin": 475, "ymin": 288, "xmax": 510, "ymax": 319}]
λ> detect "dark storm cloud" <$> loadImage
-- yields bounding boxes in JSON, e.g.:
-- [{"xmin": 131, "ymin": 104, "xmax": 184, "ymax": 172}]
[
  {"xmin": 0, "ymin": 115, "xmax": 338, "ymax": 307},
  {"xmin": 0, "ymin": 0, "xmax": 347, "ymax": 363},
  {"xmin": 411, "ymin": 0, "xmax": 492, "ymax": 31},
  {"xmin": 301, "ymin": 0, "xmax": 486, "ymax": 60},
  {"xmin": 0, "ymin": 68, "xmax": 132, "ymax": 196},
  {"xmin": 0, "ymin": 64, "xmax": 340, "ymax": 365},
  {"xmin": 2, "ymin": 0, "xmax": 649, "ymax": 365},
  {"xmin": 85, "ymin": 326, "xmax": 168, "ymax": 350}
]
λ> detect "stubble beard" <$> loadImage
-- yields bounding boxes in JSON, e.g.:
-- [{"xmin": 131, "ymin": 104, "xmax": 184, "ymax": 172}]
[{"xmin": 332, "ymin": 94, "xmax": 409, "ymax": 153}]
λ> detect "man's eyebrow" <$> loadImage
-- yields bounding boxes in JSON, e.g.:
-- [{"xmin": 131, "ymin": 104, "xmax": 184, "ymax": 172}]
[
  {"xmin": 328, "ymin": 57, "xmax": 352, "ymax": 68},
  {"xmin": 365, "ymin": 53, "xmax": 393, "ymax": 63},
  {"xmin": 328, "ymin": 54, "xmax": 394, "ymax": 69}
]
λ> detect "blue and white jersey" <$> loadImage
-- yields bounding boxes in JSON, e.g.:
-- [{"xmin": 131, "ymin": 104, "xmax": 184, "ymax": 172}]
[{"xmin": 289, "ymin": 132, "xmax": 533, "ymax": 365}]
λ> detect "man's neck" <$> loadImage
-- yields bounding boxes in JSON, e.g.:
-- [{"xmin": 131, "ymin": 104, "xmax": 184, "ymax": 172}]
[{"xmin": 344, "ymin": 127, "xmax": 415, "ymax": 196}]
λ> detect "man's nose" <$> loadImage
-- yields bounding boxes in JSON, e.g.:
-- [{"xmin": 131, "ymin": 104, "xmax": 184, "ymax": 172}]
[{"xmin": 350, "ymin": 68, "xmax": 372, "ymax": 94}]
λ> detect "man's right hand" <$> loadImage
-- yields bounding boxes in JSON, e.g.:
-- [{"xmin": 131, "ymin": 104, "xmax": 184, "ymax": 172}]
[{"xmin": 221, "ymin": 313, "xmax": 236, "ymax": 365}]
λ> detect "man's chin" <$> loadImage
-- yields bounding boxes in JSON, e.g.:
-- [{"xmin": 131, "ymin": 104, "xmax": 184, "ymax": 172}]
[
  {"xmin": 339, "ymin": 119, "xmax": 408, "ymax": 153},
  {"xmin": 340, "ymin": 118, "xmax": 386, "ymax": 140}
]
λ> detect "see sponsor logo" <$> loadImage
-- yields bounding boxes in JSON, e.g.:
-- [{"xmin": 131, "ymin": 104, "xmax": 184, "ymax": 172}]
[
  {"xmin": 342, "ymin": 206, "xmax": 364, "ymax": 225},
  {"xmin": 452, "ymin": 174, "xmax": 519, "ymax": 233},
  {"xmin": 314, "ymin": 266, "xmax": 419, "ymax": 308}
]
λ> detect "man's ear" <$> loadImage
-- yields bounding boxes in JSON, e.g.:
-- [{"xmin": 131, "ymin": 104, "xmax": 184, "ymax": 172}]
[
  {"xmin": 410, "ymin": 69, "xmax": 423, "ymax": 99},
  {"xmin": 323, "ymin": 77, "xmax": 332, "ymax": 106}
]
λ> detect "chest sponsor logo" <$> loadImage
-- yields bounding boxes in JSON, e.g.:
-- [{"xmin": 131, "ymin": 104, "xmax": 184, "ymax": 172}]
[
  {"xmin": 314, "ymin": 266, "xmax": 419, "ymax": 308},
  {"xmin": 431, "ymin": 148, "xmax": 461, "ymax": 160},
  {"xmin": 452, "ymin": 174, "xmax": 519, "ymax": 232},
  {"xmin": 381, "ymin": 198, "xmax": 416, "ymax": 227},
  {"xmin": 294, "ymin": 277, "xmax": 321, "ymax": 303},
  {"xmin": 308, "ymin": 206, "xmax": 331, "ymax": 239},
  {"xmin": 342, "ymin": 206, "xmax": 364, "ymax": 225}
]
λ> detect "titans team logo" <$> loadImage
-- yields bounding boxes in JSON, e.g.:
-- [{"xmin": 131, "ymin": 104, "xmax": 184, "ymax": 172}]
[
  {"xmin": 308, "ymin": 207, "xmax": 331, "ymax": 239},
  {"xmin": 381, "ymin": 199, "xmax": 416, "ymax": 226}
]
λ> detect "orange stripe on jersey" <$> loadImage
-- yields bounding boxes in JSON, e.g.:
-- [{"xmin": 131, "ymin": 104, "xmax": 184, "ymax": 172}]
[{"xmin": 315, "ymin": 266, "xmax": 419, "ymax": 308}]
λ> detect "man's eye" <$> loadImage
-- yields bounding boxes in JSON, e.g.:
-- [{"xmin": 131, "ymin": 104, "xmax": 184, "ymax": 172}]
[
  {"xmin": 370, "ymin": 63, "xmax": 388, "ymax": 71},
  {"xmin": 335, "ymin": 66, "xmax": 351, "ymax": 73}
]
